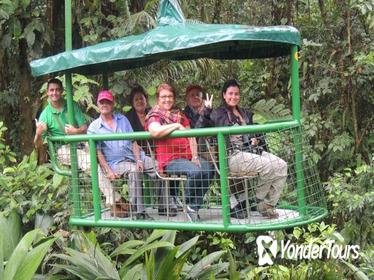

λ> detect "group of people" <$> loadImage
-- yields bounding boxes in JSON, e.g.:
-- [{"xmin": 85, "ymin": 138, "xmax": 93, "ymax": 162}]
[{"xmin": 34, "ymin": 78, "xmax": 287, "ymax": 221}]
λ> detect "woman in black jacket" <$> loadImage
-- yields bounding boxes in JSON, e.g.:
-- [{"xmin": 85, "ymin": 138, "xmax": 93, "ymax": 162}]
[{"xmin": 196, "ymin": 79, "xmax": 287, "ymax": 219}]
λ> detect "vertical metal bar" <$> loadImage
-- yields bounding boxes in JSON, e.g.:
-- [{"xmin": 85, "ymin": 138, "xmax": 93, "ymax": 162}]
[
  {"xmin": 89, "ymin": 139, "xmax": 101, "ymax": 221},
  {"xmin": 64, "ymin": 0, "xmax": 81, "ymax": 217},
  {"xmin": 102, "ymin": 73, "xmax": 109, "ymax": 90},
  {"xmin": 291, "ymin": 45, "xmax": 306, "ymax": 215},
  {"xmin": 217, "ymin": 133, "xmax": 230, "ymax": 228},
  {"xmin": 65, "ymin": 0, "xmax": 72, "ymax": 51},
  {"xmin": 291, "ymin": 45, "xmax": 301, "ymax": 122}
]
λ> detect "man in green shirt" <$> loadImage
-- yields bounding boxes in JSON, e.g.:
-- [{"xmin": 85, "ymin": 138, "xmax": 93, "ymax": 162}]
[
  {"xmin": 34, "ymin": 78, "xmax": 89, "ymax": 170},
  {"xmin": 34, "ymin": 78, "xmax": 128, "ymax": 218}
]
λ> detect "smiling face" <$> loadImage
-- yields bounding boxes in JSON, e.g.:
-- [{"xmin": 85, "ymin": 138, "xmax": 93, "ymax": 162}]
[
  {"xmin": 132, "ymin": 92, "xmax": 147, "ymax": 114},
  {"xmin": 98, "ymin": 99, "xmax": 114, "ymax": 116},
  {"xmin": 157, "ymin": 89, "xmax": 175, "ymax": 111},
  {"xmin": 223, "ymin": 86, "xmax": 240, "ymax": 108},
  {"xmin": 47, "ymin": 82, "xmax": 63, "ymax": 103},
  {"xmin": 186, "ymin": 88, "xmax": 203, "ymax": 110}
]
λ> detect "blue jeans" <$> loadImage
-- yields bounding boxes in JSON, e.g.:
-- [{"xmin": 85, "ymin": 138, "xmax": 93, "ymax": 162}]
[{"xmin": 165, "ymin": 157, "xmax": 214, "ymax": 210}]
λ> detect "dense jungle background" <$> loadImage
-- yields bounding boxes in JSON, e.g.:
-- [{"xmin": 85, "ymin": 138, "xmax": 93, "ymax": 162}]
[{"xmin": 0, "ymin": 0, "xmax": 373, "ymax": 279}]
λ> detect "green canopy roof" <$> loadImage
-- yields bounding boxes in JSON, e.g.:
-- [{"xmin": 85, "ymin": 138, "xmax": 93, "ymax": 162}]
[{"xmin": 30, "ymin": 0, "xmax": 300, "ymax": 77}]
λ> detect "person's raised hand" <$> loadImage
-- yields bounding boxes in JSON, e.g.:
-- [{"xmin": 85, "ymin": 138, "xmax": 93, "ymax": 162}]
[
  {"xmin": 35, "ymin": 119, "xmax": 47, "ymax": 135},
  {"xmin": 204, "ymin": 93, "xmax": 213, "ymax": 109}
]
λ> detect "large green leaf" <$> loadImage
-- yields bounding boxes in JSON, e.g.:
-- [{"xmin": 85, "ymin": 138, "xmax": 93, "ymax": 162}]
[
  {"xmin": 194, "ymin": 263, "xmax": 229, "ymax": 280},
  {"xmin": 3, "ymin": 229, "xmax": 40, "ymax": 279},
  {"xmin": 120, "ymin": 241, "xmax": 174, "ymax": 272},
  {"xmin": 3, "ymin": 229, "xmax": 55, "ymax": 280},
  {"xmin": 176, "ymin": 236, "xmax": 199, "ymax": 258},
  {"xmin": 155, "ymin": 247, "xmax": 179, "ymax": 280},
  {"xmin": 0, "ymin": 235, "xmax": 4, "ymax": 280},
  {"xmin": 13, "ymin": 237, "xmax": 56, "ymax": 280},
  {"xmin": 145, "ymin": 229, "xmax": 170, "ymax": 244},
  {"xmin": 187, "ymin": 250, "xmax": 226, "ymax": 279},
  {"xmin": 156, "ymin": 246, "xmax": 190, "ymax": 280},
  {"xmin": 121, "ymin": 263, "xmax": 143, "ymax": 280},
  {"xmin": 52, "ymin": 233, "xmax": 120, "ymax": 280},
  {"xmin": 0, "ymin": 210, "xmax": 22, "ymax": 261},
  {"xmin": 110, "ymin": 240, "xmax": 145, "ymax": 257}
]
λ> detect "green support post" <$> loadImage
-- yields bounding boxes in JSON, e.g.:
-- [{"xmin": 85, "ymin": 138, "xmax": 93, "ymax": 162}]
[
  {"xmin": 64, "ymin": 0, "xmax": 81, "ymax": 217},
  {"xmin": 89, "ymin": 139, "xmax": 102, "ymax": 221},
  {"xmin": 217, "ymin": 133, "xmax": 230, "ymax": 228},
  {"xmin": 103, "ymin": 73, "xmax": 109, "ymax": 90},
  {"xmin": 291, "ymin": 45, "xmax": 306, "ymax": 215}
]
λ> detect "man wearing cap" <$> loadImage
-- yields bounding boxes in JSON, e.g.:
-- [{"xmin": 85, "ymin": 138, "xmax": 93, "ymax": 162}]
[
  {"xmin": 88, "ymin": 90, "xmax": 151, "ymax": 220},
  {"xmin": 183, "ymin": 84, "xmax": 205, "ymax": 128}
]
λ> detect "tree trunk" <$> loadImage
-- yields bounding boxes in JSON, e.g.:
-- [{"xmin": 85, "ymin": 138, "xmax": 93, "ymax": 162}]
[{"xmin": 18, "ymin": 40, "xmax": 34, "ymax": 155}]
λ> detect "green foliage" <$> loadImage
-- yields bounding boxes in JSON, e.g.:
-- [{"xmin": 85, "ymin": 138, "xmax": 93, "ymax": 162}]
[
  {"xmin": 0, "ymin": 210, "xmax": 22, "ymax": 261},
  {"xmin": 0, "ymin": 121, "xmax": 69, "ymax": 226},
  {"xmin": 325, "ymin": 162, "xmax": 374, "ymax": 247},
  {"xmin": 0, "ymin": 228, "xmax": 56, "ymax": 280},
  {"xmin": 50, "ymin": 230, "xmax": 230, "ymax": 280},
  {"xmin": 0, "ymin": 150, "xmax": 69, "ymax": 224}
]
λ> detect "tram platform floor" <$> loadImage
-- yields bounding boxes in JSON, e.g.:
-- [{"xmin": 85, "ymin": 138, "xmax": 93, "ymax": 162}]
[{"xmin": 93, "ymin": 207, "xmax": 299, "ymax": 224}]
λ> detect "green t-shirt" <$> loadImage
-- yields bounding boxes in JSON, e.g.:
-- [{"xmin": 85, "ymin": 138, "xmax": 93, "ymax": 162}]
[{"xmin": 39, "ymin": 101, "xmax": 86, "ymax": 138}]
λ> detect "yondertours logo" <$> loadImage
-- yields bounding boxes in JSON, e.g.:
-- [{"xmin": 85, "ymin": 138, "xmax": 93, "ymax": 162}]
[{"xmin": 256, "ymin": 235, "xmax": 360, "ymax": 266}]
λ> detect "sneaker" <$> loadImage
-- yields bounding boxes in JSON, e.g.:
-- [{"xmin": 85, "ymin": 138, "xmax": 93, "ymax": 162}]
[
  {"xmin": 136, "ymin": 212, "xmax": 154, "ymax": 220},
  {"xmin": 257, "ymin": 202, "xmax": 279, "ymax": 219},
  {"xmin": 187, "ymin": 208, "xmax": 200, "ymax": 222},
  {"xmin": 174, "ymin": 197, "xmax": 184, "ymax": 210},
  {"xmin": 230, "ymin": 202, "xmax": 248, "ymax": 219}
]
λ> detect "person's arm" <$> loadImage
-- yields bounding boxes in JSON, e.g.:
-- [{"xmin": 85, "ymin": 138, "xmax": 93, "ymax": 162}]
[
  {"xmin": 132, "ymin": 142, "xmax": 144, "ymax": 171},
  {"xmin": 148, "ymin": 121, "xmax": 184, "ymax": 138},
  {"xmin": 34, "ymin": 121, "xmax": 47, "ymax": 149},
  {"xmin": 97, "ymin": 149, "xmax": 119, "ymax": 181},
  {"xmin": 188, "ymin": 133, "xmax": 200, "ymax": 166},
  {"xmin": 65, "ymin": 124, "xmax": 87, "ymax": 135}
]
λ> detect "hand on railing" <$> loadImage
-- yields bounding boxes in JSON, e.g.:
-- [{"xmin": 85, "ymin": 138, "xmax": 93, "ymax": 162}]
[
  {"xmin": 136, "ymin": 160, "xmax": 144, "ymax": 172},
  {"xmin": 192, "ymin": 156, "xmax": 201, "ymax": 167},
  {"xmin": 250, "ymin": 138, "xmax": 259, "ymax": 145}
]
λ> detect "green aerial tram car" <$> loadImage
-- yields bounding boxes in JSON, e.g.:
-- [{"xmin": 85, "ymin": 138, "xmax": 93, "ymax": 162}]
[{"xmin": 30, "ymin": 0, "xmax": 327, "ymax": 232}]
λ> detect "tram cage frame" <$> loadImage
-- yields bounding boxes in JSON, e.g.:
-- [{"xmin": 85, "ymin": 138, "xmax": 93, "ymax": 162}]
[{"xmin": 30, "ymin": 0, "xmax": 327, "ymax": 232}]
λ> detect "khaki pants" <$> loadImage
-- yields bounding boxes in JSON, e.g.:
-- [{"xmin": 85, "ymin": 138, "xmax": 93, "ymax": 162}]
[
  {"xmin": 115, "ymin": 161, "xmax": 143, "ymax": 213},
  {"xmin": 57, "ymin": 145, "xmax": 122, "ymax": 206},
  {"xmin": 228, "ymin": 151, "xmax": 287, "ymax": 206}
]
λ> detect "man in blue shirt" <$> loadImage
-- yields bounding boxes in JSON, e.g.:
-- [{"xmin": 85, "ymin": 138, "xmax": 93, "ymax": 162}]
[{"xmin": 88, "ymin": 90, "xmax": 151, "ymax": 220}]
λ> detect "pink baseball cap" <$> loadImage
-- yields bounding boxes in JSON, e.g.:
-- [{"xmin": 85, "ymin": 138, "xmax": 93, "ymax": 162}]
[{"xmin": 97, "ymin": 90, "xmax": 114, "ymax": 103}]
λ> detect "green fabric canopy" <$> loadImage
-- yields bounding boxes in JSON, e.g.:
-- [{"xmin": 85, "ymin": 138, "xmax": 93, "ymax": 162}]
[{"xmin": 30, "ymin": 0, "xmax": 301, "ymax": 77}]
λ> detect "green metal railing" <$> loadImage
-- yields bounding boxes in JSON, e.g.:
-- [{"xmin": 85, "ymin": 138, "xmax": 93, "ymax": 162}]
[{"xmin": 47, "ymin": 120, "xmax": 327, "ymax": 232}]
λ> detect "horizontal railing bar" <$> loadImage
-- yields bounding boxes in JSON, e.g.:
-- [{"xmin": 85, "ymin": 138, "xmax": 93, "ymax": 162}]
[
  {"xmin": 48, "ymin": 120, "xmax": 300, "ymax": 142},
  {"xmin": 69, "ymin": 207, "xmax": 327, "ymax": 232}
]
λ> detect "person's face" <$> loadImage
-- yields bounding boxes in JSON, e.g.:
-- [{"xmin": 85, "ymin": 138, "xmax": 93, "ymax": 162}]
[
  {"xmin": 223, "ymin": 86, "xmax": 240, "ymax": 108},
  {"xmin": 186, "ymin": 88, "xmax": 203, "ymax": 109},
  {"xmin": 47, "ymin": 83, "xmax": 63, "ymax": 102},
  {"xmin": 98, "ymin": 99, "xmax": 114, "ymax": 115},
  {"xmin": 157, "ymin": 89, "xmax": 175, "ymax": 111},
  {"xmin": 132, "ymin": 92, "xmax": 147, "ymax": 113}
]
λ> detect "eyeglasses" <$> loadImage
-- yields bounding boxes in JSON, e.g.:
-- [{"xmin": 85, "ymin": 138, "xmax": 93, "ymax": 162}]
[{"xmin": 159, "ymin": 95, "xmax": 174, "ymax": 100}]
